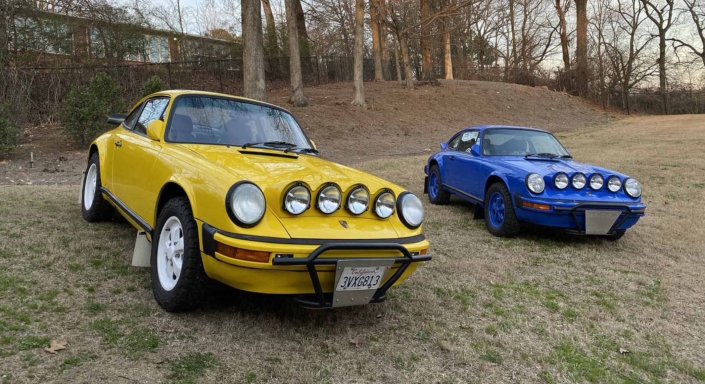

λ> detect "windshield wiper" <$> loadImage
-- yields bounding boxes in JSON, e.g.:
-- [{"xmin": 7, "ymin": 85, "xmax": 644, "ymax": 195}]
[
  {"xmin": 241, "ymin": 141, "xmax": 298, "ymax": 152},
  {"xmin": 296, "ymin": 148, "xmax": 319, "ymax": 155},
  {"xmin": 560, "ymin": 155, "xmax": 573, "ymax": 159},
  {"xmin": 525, "ymin": 153, "xmax": 558, "ymax": 158}
]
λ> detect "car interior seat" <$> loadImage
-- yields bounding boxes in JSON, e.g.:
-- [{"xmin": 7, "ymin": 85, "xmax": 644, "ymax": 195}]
[
  {"xmin": 170, "ymin": 114, "xmax": 194, "ymax": 142},
  {"xmin": 223, "ymin": 117, "xmax": 256, "ymax": 145}
]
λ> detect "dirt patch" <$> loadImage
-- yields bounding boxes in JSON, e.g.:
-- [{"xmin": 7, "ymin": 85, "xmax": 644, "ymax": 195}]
[{"xmin": 0, "ymin": 80, "xmax": 615, "ymax": 186}]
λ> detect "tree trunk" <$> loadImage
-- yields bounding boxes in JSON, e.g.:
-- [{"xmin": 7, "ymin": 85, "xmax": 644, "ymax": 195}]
[
  {"xmin": 370, "ymin": 0, "xmax": 384, "ymax": 81},
  {"xmin": 381, "ymin": 23, "xmax": 391, "ymax": 80},
  {"xmin": 242, "ymin": 0, "xmax": 267, "ymax": 101},
  {"xmin": 521, "ymin": 2, "xmax": 528, "ymax": 69},
  {"xmin": 286, "ymin": 0, "xmax": 308, "ymax": 106},
  {"xmin": 351, "ymin": 0, "xmax": 367, "ymax": 107},
  {"xmin": 575, "ymin": 0, "xmax": 588, "ymax": 96},
  {"xmin": 658, "ymin": 34, "xmax": 669, "ymax": 114},
  {"xmin": 420, "ymin": 0, "xmax": 435, "ymax": 82},
  {"xmin": 509, "ymin": 0, "xmax": 518, "ymax": 68},
  {"xmin": 261, "ymin": 0, "xmax": 279, "ymax": 57},
  {"xmin": 443, "ymin": 20, "xmax": 453, "ymax": 79},
  {"xmin": 399, "ymin": 32, "xmax": 415, "ymax": 89},
  {"xmin": 395, "ymin": 45, "xmax": 403, "ymax": 85},
  {"xmin": 555, "ymin": 0, "xmax": 570, "ymax": 70},
  {"xmin": 293, "ymin": 0, "xmax": 311, "ymax": 57}
]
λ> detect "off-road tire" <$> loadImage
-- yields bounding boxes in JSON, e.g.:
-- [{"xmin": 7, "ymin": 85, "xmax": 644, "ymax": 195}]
[
  {"xmin": 151, "ymin": 197, "xmax": 208, "ymax": 312},
  {"xmin": 427, "ymin": 165, "xmax": 451, "ymax": 205},
  {"xmin": 81, "ymin": 152, "xmax": 114, "ymax": 222},
  {"xmin": 484, "ymin": 182, "xmax": 521, "ymax": 237}
]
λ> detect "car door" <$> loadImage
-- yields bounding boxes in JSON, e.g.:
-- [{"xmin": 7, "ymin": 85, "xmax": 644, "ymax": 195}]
[
  {"xmin": 449, "ymin": 130, "xmax": 481, "ymax": 199},
  {"xmin": 112, "ymin": 97, "xmax": 170, "ymax": 224},
  {"xmin": 442, "ymin": 133, "xmax": 464, "ymax": 189}
]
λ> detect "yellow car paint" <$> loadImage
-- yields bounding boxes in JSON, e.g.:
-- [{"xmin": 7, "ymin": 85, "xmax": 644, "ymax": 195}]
[{"xmin": 89, "ymin": 90, "xmax": 429, "ymax": 299}]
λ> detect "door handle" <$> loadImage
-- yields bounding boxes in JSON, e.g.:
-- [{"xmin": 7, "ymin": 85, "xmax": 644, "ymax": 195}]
[{"xmin": 115, "ymin": 140, "xmax": 122, "ymax": 148}]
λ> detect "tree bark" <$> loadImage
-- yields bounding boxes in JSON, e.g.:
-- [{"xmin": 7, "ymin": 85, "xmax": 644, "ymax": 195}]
[
  {"xmin": 420, "ymin": 0, "xmax": 435, "ymax": 82},
  {"xmin": 261, "ymin": 0, "xmax": 279, "ymax": 57},
  {"xmin": 555, "ymin": 0, "xmax": 570, "ymax": 70},
  {"xmin": 575, "ymin": 0, "xmax": 588, "ymax": 96},
  {"xmin": 286, "ymin": 0, "xmax": 308, "ymax": 106},
  {"xmin": 293, "ymin": 0, "xmax": 311, "ymax": 57},
  {"xmin": 352, "ymin": 0, "xmax": 367, "ymax": 107},
  {"xmin": 443, "ymin": 18, "xmax": 453, "ymax": 79},
  {"xmin": 399, "ymin": 32, "xmax": 415, "ymax": 89},
  {"xmin": 509, "ymin": 0, "xmax": 518, "ymax": 68},
  {"xmin": 380, "ymin": 23, "xmax": 391, "ymax": 80},
  {"xmin": 242, "ymin": 0, "xmax": 267, "ymax": 101},
  {"xmin": 395, "ymin": 44, "xmax": 403, "ymax": 85},
  {"xmin": 658, "ymin": 34, "xmax": 668, "ymax": 114},
  {"xmin": 370, "ymin": 0, "xmax": 384, "ymax": 81}
]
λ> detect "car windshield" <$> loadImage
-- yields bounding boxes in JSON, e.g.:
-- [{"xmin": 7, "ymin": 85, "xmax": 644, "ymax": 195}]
[
  {"xmin": 482, "ymin": 128, "xmax": 570, "ymax": 157},
  {"xmin": 165, "ymin": 96, "xmax": 312, "ymax": 149}
]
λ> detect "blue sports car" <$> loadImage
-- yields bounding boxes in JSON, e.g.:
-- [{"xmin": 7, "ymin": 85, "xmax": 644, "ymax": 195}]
[{"xmin": 424, "ymin": 126, "xmax": 646, "ymax": 239}]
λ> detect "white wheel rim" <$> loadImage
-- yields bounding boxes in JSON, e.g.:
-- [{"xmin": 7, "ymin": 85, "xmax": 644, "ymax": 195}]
[
  {"xmin": 157, "ymin": 216, "xmax": 185, "ymax": 291},
  {"xmin": 83, "ymin": 164, "xmax": 97, "ymax": 210}
]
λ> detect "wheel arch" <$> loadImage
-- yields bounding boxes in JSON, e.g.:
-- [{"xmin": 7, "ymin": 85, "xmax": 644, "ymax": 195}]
[
  {"xmin": 484, "ymin": 174, "xmax": 509, "ymax": 200},
  {"xmin": 155, "ymin": 181, "xmax": 197, "ymax": 225}
]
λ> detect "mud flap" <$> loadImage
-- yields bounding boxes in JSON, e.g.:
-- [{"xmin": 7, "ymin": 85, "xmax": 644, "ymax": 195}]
[{"xmin": 132, "ymin": 231, "xmax": 151, "ymax": 267}]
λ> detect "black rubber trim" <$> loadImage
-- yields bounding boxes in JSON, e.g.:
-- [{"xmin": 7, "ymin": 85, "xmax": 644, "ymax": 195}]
[
  {"xmin": 315, "ymin": 183, "xmax": 342, "ymax": 213},
  {"xmin": 442, "ymin": 184, "xmax": 483, "ymax": 203},
  {"xmin": 225, "ymin": 181, "xmax": 266, "ymax": 228},
  {"xmin": 396, "ymin": 191, "xmax": 421, "ymax": 229},
  {"xmin": 345, "ymin": 184, "xmax": 370, "ymax": 215},
  {"xmin": 202, "ymin": 223, "xmax": 426, "ymax": 245},
  {"xmin": 100, "ymin": 187, "xmax": 153, "ymax": 236},
  {"xmin": 238, "ymin": 150, "xmax": 299, "ymax": 159},
  {"xmin": 202, "ymin": 223, "xmax": 217, "ymax": 256}
]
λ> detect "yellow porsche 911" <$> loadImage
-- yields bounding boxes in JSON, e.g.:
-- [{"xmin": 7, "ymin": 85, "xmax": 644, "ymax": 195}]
[{"xmin": 81, "ymin": 90, "xmax": 430, "ymax": 311}]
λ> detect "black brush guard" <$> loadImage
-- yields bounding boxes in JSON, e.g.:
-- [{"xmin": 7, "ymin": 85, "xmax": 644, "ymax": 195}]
[
  {"xmin": 271, "ymin": 243, "xmax": 432, "ymax": 308},
  {"xmin": 554, "ymin": 202, "xmax": 636, "ymax": 235}
]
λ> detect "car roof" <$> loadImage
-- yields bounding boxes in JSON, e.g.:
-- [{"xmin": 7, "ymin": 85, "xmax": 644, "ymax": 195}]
[
  {"xmin": 460, "ymin": 125, "xmax": 550, "ymax": 134},
  {"xmin": 142, "ymin": 90, "xmax": 291, "ymax": 114}
]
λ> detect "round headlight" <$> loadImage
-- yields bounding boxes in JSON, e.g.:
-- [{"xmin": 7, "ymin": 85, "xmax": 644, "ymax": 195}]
[
  {"xmin": 347, "ymin": 186, "xmax": 370, "ymax": 215},
  {"xmin": 589, "ymin": 174, "xmax": 604, "ymax": 190},
  {"xmin": 624, "ymin": 178, "xmax": 642, "ymax": 198},
  {"xmin": 554, "ymin": 173, "xmax": 569, "ymax": 190},
  {"xmin": 374, "ymin": 192, "xmax": 396, "ymax": 218},
  {"xmin": 572, "ymin": 173, "xmax": 586, "ymax": 189},
  {"xmin": 226, "ymin": 182, "xmax": 266, "ymax": 227},
  {"xmin": 397, "ymin": 192, "xmax": 424, "ymax": 228},
  {"xmin": 607, "ymin": 176, "xmax": 622, "ymax": 192},
  {"xmin": 317, "ymin": 185, "xmax": 341, "ymax": 214},
  {"xmin": 284, "ymin": 184, "xmax": 310, "ymax": 215},
  {"xmin": 526, "ymin": 173, "xmax": 545, "ymax": 194}
]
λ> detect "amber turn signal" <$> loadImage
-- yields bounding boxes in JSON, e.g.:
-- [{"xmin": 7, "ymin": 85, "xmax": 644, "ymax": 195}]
[
  {"xmin": 522, "ymin": 201, "xmax": 551, "ymax": 210},
  {"xmin": 420, "ymin": 249, "xmax": 428, "ymax": 255},
  {"xmin": 216, "ymin": 242, "xmax": 271, "ymax": 263}
]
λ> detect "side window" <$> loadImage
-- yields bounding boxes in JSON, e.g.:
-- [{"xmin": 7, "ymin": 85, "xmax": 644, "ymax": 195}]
[
  {"xmin": 448, "ymin": 135, "xmax": 462, "ymax": 150},
  {"xmin": 122, "ymin": 102, "xmax": 143, "ymax": 130},
  {"xmin": 457, "ymin": 131, "xmax": 479, "ymax": 153},
  {"xmin": 134, "ymin": 98, "xmax": 169, "ymax": 135}
]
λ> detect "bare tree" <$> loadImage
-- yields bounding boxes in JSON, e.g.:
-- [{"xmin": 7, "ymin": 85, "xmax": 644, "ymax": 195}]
[
  {"xmin": 555, "ymin": 0, "xmax": 571, "ymax": 69},
  {"xmin": 286, "ymin": 0, "xmax": 309, "ymax": 106},
  {"xmin": 575, "ymin": 0, "xmax": 589, "ymax": 95},
  {"xmin": 242, "ymin": 0, "xmax": 267, "ymax": 101},
  {"xmin": 441, "ymin": 0, "xmax": 453, "ymax": 79},
  {"xmin": 640, "ymin": 0, "xmax": 674, "ymax": 114},
  {"xmin": 419, "ymin": 0, "xmax": 436, "ymax": 82},
  {"xmin": 670, "ymin": 0, "xmax": 705, "ymax": 66},
  {"xmin": 262, "ymin": 0, "xmax": 279, "ymax": 56},
  {"xmin": 370, "ymin": 0, "xmax": 385, "ymax": 81},
  {"xmin": 352, "ymin": 0, "xmax": 367, "ymax": 107}
]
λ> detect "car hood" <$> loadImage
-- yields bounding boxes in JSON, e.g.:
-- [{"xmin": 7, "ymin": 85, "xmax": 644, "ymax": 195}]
[{"xmin": 500, "ymin": 157, "xmax": 625, "ymax": 178}]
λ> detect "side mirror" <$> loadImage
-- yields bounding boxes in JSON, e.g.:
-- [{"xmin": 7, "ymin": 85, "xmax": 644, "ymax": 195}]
[
  {"xmin": 106, "ymin": 113, "xmax": 127, "ymax": 126},
  {"xmin": 470, "ymin": 143, "xmax": 481, "ymax": 156},
  {"xmin": 146, "ymin": 119, "xmax": 164, "ymax": 141},
  {"xmin": 310, "ymin": 140, "xmax": 317, "ymax": 150},
  {"xmin": 440, "ymin": 142, "xmax": 448, "ymax": 150}
]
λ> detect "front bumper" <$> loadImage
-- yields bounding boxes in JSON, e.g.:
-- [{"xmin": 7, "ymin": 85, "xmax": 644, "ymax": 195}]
[
  {"xmin": 199, "ymin": 222, "xmax": 431, "ymax": 305},
  {"xmin": 514, "ymin": 195, "xmax": 646, "ymax": 235}
]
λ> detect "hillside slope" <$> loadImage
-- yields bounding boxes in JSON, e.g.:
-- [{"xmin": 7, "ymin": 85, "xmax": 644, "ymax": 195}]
[
  {"xmin": 1, "ymin": 80, "xmax": 614, "ymax": 185},
  {"xmin": 269, "ymin": 80, "xmax": 615, "ymax": 163}
]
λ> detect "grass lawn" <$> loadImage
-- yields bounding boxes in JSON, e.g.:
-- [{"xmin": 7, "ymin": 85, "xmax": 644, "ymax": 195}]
[{"xmin": 1, "ymin": 115, "xmax": 704, "ymax": 383}]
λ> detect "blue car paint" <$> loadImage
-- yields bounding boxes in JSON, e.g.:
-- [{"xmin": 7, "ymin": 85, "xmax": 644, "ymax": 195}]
[{"xmin": 425, "ymin": 125, "xmax": 646, "ymax": 233}]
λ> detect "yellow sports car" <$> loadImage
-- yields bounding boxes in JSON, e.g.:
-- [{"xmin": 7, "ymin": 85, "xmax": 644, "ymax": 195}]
[{"xmin": 81, "ymin": 90, "xmax": 430, "ymax": 311}]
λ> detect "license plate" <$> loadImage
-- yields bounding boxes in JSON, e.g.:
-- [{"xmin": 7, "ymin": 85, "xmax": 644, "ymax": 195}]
[
  {"xmin": 584, "ymin": 210, "xmax": 622, "ymax": 235},
  {"xmin": 336, "ymin": 266, "xmax": 388, "ymax": 291}
]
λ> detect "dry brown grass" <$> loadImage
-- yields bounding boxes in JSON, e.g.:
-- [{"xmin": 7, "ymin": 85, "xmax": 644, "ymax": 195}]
[{"xmin": 0, "ymin": 115, "xmax": 704, "ymax": 383}]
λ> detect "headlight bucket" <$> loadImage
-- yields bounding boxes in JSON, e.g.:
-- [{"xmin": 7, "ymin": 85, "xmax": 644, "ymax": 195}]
[
  {"xmin": 572, "ymin": 173, "xmax": 587, "ymax": 189},
  {"xmin": 396, "ymin": 191, "xmax": 424, "ymax": 228},
  {"xmin": 346, "ymin": 185, "xmax": 370, "ymax": 215},
  {"xmin": 374, "ymin": 191, "xmax": 396, "ymax": 218},
  {"xmin": 607, "ymin": 176, "xmax": 622, "ymax": 192},
  {"xmin": 316, "ymin": 184, "xmax": 342, "ymax": 214},
  {"xmin": 589, "ymin": 174, "xmax": 604, "ymax": 190},
  {"xmin": 226, "ymin": 181, "xmax": 266, "ymax": 228},
  {"xmin": 283, "ymin": 183, "xmax": 310, "ymax": 215},
  {"xmin": 624, "ymin": 178, "xmax": 642, "ymax": 198},
  {"xmin": 554, "ymin": 173, "xmax": 569, "ymax": 190},
  {"xmin": 526, "ymin": 173, "xmax": 545, "ymax": 194}
]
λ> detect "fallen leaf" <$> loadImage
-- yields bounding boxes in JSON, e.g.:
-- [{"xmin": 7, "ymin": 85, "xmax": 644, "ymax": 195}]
[
  {"xmin": 44, "ymin": 339, "xmax": 67, "ymax": 354},
  {"xmin": 619, "ymin": 348, "xmax": 629, "ymax": 354},
  {"xmin": 349, "ymin": 338, "xmax": 362, "ymax": 348}
]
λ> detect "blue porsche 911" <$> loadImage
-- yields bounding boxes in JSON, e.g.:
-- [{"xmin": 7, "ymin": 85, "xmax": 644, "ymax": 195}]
[{"xmin": 424, "ymin": 126, "xmax": 646, "ymax": 239}]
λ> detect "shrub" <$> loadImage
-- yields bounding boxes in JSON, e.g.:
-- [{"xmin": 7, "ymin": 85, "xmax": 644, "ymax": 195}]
[
  {"xmin": 62, "ymin": 73, "xmax": 124, "ymax": 145},
  {"xmin": 0, "ymin": 104, "xmax": 20, "ymax": 154},
  {"xmin": 139, "ymin": 75, "xmax": 164, "ymax": 98}
]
